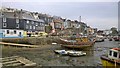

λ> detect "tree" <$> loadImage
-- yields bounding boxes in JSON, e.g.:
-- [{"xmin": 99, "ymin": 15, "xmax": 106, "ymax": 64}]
[
  {"xmin": 45, "ymin": 24, "xmax": 52, "ymax": 33},
  {"xmin": 110, "ymin": 27, "xmax": 118, "ymax": 36}
]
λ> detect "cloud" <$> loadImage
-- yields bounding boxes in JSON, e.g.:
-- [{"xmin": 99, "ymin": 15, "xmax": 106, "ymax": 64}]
[
  {"xmin": 85, "ymin": 17, "xmax": 118, "ymax": 29},
  {"xmin": 2, "ymin": 2, "xmax": 118, "ymax": 30}
]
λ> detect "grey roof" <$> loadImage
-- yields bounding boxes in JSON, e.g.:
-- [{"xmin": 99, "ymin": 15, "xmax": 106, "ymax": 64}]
[
  {"xmin": 2, "ymin": 11, "xmax": 44, "ymax": 22},
  {"xmin": 3, "ymin": 12, "xmax": 20, "ymax": 18},
  {"xmin": 22, "ymin": 12, "xmax": 43, "ymax": 22}
]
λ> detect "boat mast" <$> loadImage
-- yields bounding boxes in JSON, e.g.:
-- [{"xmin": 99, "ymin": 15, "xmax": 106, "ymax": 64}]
[{"xmin": 79, "ymin": 16, "xmax": 81, "ymax": 22}]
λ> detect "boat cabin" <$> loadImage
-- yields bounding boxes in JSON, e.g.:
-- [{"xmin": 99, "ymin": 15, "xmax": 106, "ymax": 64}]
[{"xmin": 108, "ymin": 48, "xmax": 120, "ymax": 60}]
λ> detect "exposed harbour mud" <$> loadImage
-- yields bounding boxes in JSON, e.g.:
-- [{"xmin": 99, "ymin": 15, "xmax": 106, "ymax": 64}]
[{"xmin": 2, "ymin": 39, "xmax": 120, "ymax": 66}]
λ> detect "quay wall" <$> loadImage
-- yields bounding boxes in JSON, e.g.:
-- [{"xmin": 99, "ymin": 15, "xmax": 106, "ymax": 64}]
[{"xmin": 0, "ymin": 37, "xmax": 61, "ymax": 45}]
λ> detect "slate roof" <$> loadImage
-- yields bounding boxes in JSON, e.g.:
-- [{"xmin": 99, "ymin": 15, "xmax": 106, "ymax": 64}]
[{"xmin": 2, "ymin": 8, "xmax": 44, "ymax": 22}]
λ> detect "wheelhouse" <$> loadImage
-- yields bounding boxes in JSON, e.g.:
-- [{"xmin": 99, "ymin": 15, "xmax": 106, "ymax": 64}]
[{"xmin": 108, "ymin": 48, "xmax": 120, "ymax": 60}]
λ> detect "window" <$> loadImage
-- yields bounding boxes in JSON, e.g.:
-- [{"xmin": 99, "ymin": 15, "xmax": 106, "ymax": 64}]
[
  {"xmin": 109, "ymin": 51, "xmax": 112, "ymax": 56},
  {"xmin": 14, "ymin": 30, "xmax": 16, "ymax": 34},
  {"xmin": 30, "ymin": 26, "xmax": 32, "ymax": 29},
  {"xmin": 32, "ymin": 21, "xmax": 34, "ymax": 24},
  {"xmin": 26, "ymin": 20, "xmax": 29, "ymax": 24},
  {"xmin": 36, "ymin": 23, "xmax": 38, "ymax": 26},
  {"xmin": 3, "ymin": 23, "xmax": 7, "ymax": 27},
  {"xmin": 41, "ymin": 23, "xmax": 43, "ymax": 26},
  {"xmin": 3, "ymin": 17, "xmax": 6, "ymax": 22},
  {"xmin": 40, "ymin": 23, "xmax": 41, "ymax": 26},
  {"xmin": 35, "ymin": 32, "xmax": 38, "ymax": 35},
  {"xmin": 7, "ymin": 30, "xmax": 9, "ymax": 34},
  {"xmin": 44, "ymin": 18, "xmax": 46, "ymax": 21},
  {"xmin": 19, "ymin": 32, "xmax": 22, "ymax": 37},
  {"xmin": 16, "ymin": 19, "xmax": 19, "ymax": 23},
  {"xmin": 113, "ymin": 52, "xmax": 118, "ymax": 57},
  {"xmin": 33, "ymin": 26, "xmax": 35, "ymax": 29},
  {"xmin": 16, "ymin": 24, "xmax": 19, "ymax": 28},
  {"xmin": 26, "ymin": 25, "xmax": 28, "ymax": 29}
]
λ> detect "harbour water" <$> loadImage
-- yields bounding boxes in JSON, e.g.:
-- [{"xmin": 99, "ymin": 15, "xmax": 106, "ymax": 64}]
[{"xmin": 2, "ymin": 39, "xmax": 120, "ymax": 66}]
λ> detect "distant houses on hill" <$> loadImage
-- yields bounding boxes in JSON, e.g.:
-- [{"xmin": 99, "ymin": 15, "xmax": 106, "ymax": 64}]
[{"xmin": 0, "ymin": 7, "xmax": 96, "ymax": 38}]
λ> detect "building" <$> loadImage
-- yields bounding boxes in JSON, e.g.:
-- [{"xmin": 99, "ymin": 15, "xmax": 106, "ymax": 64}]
[
  {"xmin": 79, "ymin": 22, "xmax": 87, "ymax": 34},
  {"xmin": 87, "ymin": 27, "xmax": 96, "ymax": 35},
  {"xmin": 64, "ymin": 19, "xmax": 72, "ymax": 29},
  {"xmin": 52, "ymin": 16, "xmax": 63, "ymax": 34},
  {"xmin": 0, "ymin": 7, "xmax": 45, "ymax": 38},
  {"xmin": 103, "ymin": 30, "xmax": 112, "ymax": 35},
  {"xmin": 97, "ymin": 30, "xmax": 104, "ymax": 35},
  {"xmin": 38, "ymin": 13, "xmax": 53, "ymax": 25}
]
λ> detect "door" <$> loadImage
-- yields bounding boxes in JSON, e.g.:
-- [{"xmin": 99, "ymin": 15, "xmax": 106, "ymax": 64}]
[{"xmin": 19, "ymin": 32, "xmax": 22, "ymax": 37}]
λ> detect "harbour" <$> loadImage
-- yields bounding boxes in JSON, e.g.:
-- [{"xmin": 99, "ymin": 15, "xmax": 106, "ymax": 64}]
[
  {"xmin": 0, "ymin": 2, "xmax": 120, "ymax": 68},
  {"xmin": 2, "ymin": 38, "xmax": 120, "ymax": 67}
]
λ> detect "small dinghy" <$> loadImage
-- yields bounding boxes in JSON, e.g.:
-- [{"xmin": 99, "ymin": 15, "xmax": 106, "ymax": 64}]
[
  {"xmin": 68, "ymin": 51, "xmax": 86, "ymax": 57},
  {"xmin": 54, "ymin": 50, "xmax": 68, "ymax": 55},
  {"xmin": 54, "ymin": 50, "xmax": 86, "ymax": 57}
]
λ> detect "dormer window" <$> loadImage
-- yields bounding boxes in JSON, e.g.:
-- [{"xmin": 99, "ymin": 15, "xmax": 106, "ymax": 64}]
[
  {"xmin": 3, "ymin": 17, "xmax": 6, "ymax": 22},
  {"xmin": 16, "ymin": 19, "xmax": 19, "ymax": 23},
  {"xmin": 32, "ymin": 21, "xmax": 34, "ymax": 24},
  {"xmin": 27, "ymin": 20, "xmax": 29, "ymax": 24},
  {"xmin": 40, "ymin": 23, "xmax": 41, "ymax": 26}
]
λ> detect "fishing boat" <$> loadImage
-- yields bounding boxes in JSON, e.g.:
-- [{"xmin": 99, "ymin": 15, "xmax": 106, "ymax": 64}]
[
  {"xmin": 100, "ymin": 48, "xmax": 120, "ymax": 68},
  {"xmin": 59, "ymin": 38, "xmax": 95, "ymax": 45}
]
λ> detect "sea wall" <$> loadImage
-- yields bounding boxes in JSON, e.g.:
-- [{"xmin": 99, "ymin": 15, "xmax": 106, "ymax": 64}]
[{"xmin": 1, "ymin": 37, "xmax": 60, "ymax": 45}]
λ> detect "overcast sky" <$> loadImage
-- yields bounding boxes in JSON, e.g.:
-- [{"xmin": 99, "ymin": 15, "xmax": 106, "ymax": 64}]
[{"xmin": 2, "ymin": 0, "xmax": 119, "ymax": 30}]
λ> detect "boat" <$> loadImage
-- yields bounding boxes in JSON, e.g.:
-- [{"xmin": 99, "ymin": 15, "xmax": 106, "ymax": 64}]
[
  {"xmin": 100, "ymin": 48, "xmax": 120, "ymax": 68},
  {"xmin": 109, "ymin": 38, "xmax": 112, "ymax": 41},
  {"xmin": 95, "ymin": 35, "xmax": 105, "ymax": 42},
  {"xmin": 61, "ymin": 44, "xmax": 92, "ymax": 49},
  {"xmin": 59, "ymin": 38, "xmax": 95, "ymax": 45},
  {"xmin": 113, "ymin": 36, "xmax": 120, "ymax": 41},
  {"xmin": 68, "ymin": 50, "xmax": 86, "ymax": 57},
  {"xmin": 109, "ymin": 39, "xmax": 112, "ymax": 41},
  {"xmin": 54, "ymin": 50, "xmax": 68, "ymax": 55},
  {"xmin": 95, "ymin": 38, "xmax": 104, "ymax": 42},
  {"xmin": 54, "ymin": 50, "xmax": 86, "ymax": 57}
]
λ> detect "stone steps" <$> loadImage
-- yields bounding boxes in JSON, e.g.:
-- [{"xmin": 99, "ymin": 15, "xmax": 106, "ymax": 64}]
[{"xmin": 1, "ymin": 56, "xmax": 36, "ymax": 67}]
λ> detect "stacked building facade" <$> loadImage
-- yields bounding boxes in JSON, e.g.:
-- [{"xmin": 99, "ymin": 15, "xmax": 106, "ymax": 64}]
[{"xmin": 0, "ymin": 7, "xmax": 94, "ymax": 38}]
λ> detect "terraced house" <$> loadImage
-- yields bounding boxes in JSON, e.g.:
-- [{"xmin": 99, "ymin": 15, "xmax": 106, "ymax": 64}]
[{"xmin": 0, "ymin": 7, "xmax": 45, "ymax": 38}]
